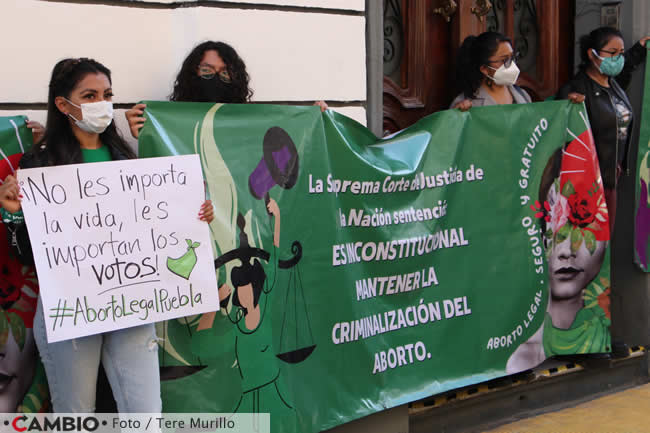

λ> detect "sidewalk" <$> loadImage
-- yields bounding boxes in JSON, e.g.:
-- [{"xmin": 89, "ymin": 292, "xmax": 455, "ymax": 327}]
[{"xmin": 486, "ymin": 383, "xmax": 650, "ymax": 433}]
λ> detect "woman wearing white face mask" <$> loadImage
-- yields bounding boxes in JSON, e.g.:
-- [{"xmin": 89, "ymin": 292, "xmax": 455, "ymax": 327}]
[
  {"xmin": 0, "ymin": 58, "xmax": 214, "ymax": 414},
  {"xmin": 450, "ymin": 32, "xmax": 532, "ymax": 110}
]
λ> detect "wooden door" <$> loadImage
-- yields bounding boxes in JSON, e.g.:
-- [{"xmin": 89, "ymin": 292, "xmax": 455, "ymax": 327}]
[
  {"xmin": 382, "ymin": 0, "xmax": 575, "ymax": 136},
  {"xmin": 383, "ymin": 0, "xmax": 484, "ymax": 135},
  {"xmin": 488, "ymin": 0, "xmax": 574, "ymax": 101}
]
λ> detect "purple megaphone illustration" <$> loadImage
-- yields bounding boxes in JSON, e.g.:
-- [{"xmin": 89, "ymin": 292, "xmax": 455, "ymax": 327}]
[{"xmin": 248, "ymin": 127, "xmax": 299, "ymax": 207}]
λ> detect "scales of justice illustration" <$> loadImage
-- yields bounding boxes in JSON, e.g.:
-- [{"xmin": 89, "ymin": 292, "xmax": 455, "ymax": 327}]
[{"xmin": 161, "ymin": 126, "xmax": 317, "ymax": 380}]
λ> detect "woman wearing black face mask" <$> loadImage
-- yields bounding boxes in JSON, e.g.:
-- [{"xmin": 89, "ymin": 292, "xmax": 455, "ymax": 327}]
[
  {"xmin": 191, "ymin": 66, "xmax": 241, "ymax": 104},
  {"xmin": 126, "ymin": 41, "xmax": 252, "ymax": 138},
  {"xmin": 172, "ymin": 41, "xmax": 253, "ymax": 104},
  {"xmin": 126, "ymin": 41, "xmax": 327, "ymax": 138}
]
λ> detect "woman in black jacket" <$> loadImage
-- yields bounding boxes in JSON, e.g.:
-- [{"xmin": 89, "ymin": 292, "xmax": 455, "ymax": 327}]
[{"xmin": 557, "ymin": 27, "xmax": 649, "ymax": 232}]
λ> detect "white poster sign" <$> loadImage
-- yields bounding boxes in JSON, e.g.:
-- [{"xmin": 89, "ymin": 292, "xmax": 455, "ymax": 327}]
[{"xmin": 19, "ymin": 155, "xmax": 218, "ymax": 342}]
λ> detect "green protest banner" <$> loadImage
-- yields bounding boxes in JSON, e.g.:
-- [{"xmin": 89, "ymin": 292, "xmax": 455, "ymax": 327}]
[
  {"xmin": 139, "ymin": 101, "xmax": 611, "ymax": 432},
  {"xmin": 0, "ymin": 116, "xmax": 50, "ymax": 413},
  {"xmin": 0, "ymin": 116, "xmax": 31, "ymax": 174},
  {"xmin": 634, "ymin": 43, "xmax": 650, "ymax": 271}
]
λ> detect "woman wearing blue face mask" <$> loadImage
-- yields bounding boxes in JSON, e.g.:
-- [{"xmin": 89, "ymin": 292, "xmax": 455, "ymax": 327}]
[
  {"xmin": 0, "ymin": 58, "xmax": 214, "ymax": 414},
  {"xmin": 450, "ymin": 31, "xmax": 532, "ymax": 110},
  {"xmin": 557, "ymin": 27, "xmax": 650, "ymax": 232}
]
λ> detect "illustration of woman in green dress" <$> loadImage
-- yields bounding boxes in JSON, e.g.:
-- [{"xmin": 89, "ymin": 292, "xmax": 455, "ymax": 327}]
[
  {"xmin": 156, "ymin": 107, "xmax": 314, "ymax": 424},
  {"xmin": 192, "ymin": 196, "xmax": 304, "ymax": 416}
]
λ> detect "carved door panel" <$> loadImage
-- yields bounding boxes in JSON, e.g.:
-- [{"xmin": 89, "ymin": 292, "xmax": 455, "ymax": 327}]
[
  {"xmin": 487, "ymin": 0, "xmax": 574, "ymax": 101},
  {"xmin": 383, "ymin": 0, "xmax": 486, "ymax": 135},
  {"xmin": 382, "ymin": 0, "xmax": 574, "ymax": 136}
]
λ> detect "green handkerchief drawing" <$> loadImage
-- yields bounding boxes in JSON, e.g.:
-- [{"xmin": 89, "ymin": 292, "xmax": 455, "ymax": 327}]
[{"xmin": 167, "ymin": 239, "xmax": 201, "ymax": 280}]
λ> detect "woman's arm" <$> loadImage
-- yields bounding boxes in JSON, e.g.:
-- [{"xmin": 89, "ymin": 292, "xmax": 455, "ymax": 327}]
[
  {"xmin": 0, "ymin": 174, "xmax": 21, "ymax": 213},
  {"xmin": 618, "ymin": 38, "xmax": 649, "ymax": 90},
  {"xmin": 197, "ymin": 283, "xmax": 233, "ymax": 330},
  {"xmin": 556, "ymin": 80, "xmax": 578, "ymax": 101},
  {"xmin": 452, "ymin": 99, "xmax": 472, "ymax": 111},
  {"xmin": 0, "ymin": 174, "xmax": 32, "ymax": 263},
  {"xmin": 3, "ymin": 151, "xmax": 49, "ymax": 265},
  {"xmin": 450, "ymin": 92, "xmax": 473, "ymax": 111},
  {"xmin": 267, "ymin": 198, "xmax": 280, "ymax": 248}
]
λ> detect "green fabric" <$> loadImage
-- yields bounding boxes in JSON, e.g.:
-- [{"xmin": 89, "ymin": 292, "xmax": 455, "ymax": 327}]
[
  {"xmin": 167, "ymin": 239, "xmax": 201, "ymax": 280},
  {"xmin": 189, "ymin": 244, "xmax": 287, "ymax": 416},
  {"xmin": 633, "ymin": 44, "xmax": 650, "ymax": 270},
  {"xmin": 1, "ymin": 207, "xmax": 24, "ymax": 224},
  {"xmin": 18, "ymin": 361, "xmax": 50, "ymax": 413},
  {"xmin": 137, "ymin": 101, "xmax": 612, "ymax": 433},
  {"xmin": 543, "ymin": 309, "xmax": 611, "ymax": 356},
  {"xmin": 81, "ymin": 145, "xmax": 112, "ymax": 163},
  {"xmin": 0, "ymin": 115, "xmax": 31, "ymax": 157}
]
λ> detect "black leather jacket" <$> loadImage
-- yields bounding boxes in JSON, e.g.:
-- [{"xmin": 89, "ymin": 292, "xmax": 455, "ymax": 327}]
[
  {"xmin": 6, "ymin": 143, "xmax": 131, "ymax": 265},
  {"xmin": 557, "ymin": 42, "xmax": 647, "ymax": 189}
]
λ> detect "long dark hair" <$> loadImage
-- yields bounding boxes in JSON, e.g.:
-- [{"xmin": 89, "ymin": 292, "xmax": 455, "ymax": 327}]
[
  {"xmin": 578, "ymin": 26, "xmax": 624, "ymax": 71},
  {"xmin": 170, "ymin": 41, "xmax": 252, "ymax": 103},
  {"xmin": 32, "ymin": 58, "xmax": 135, "ymax": 166},
  {"xmin": 455, "ymin": 32, "xmax": 512, "ymax": 98}
]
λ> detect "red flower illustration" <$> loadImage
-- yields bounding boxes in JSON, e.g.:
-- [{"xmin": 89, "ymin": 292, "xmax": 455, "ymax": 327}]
[
  {"xmin": 0, "ymin": 223, "xmax": 39, "ymax": 328},
  {"xmin": 559, "ymin": 132, "xmax": 609, "ymax": 241},
  {"xmin": 531, "ymin": 200, "xmax": 551, "ymax": 222},
  {"xmin": 1, "ymin": 260, "xmax": 38, "ymax": 327},
  {"xmin": 0, "ymin": 268, "xmax": 21, "ymax": 309},
  {"xmin": 567, "ymin": 190, "xmax": 598, "ymax": 227}
]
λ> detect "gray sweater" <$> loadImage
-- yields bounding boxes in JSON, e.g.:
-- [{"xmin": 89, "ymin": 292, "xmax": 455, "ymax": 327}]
[{"xmin": 450, "ymin": 84, "xmax": 531, "ymax": 108}]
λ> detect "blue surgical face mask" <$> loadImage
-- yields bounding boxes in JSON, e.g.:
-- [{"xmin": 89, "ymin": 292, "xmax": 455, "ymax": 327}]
[{"xmin": 592, "ymin": 49, "xmax": 625, "ymax": 77}]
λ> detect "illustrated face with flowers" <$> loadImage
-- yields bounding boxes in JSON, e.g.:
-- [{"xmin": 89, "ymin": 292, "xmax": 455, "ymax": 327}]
[
  {"xmin": 0, "ymin": 238, "xmax": 38, "ymax": 412},
  {"xmin": 535, "ymin": 135, "xmax": 610, "ymax": 302},
  {"xmin": 0, "ymin": 152, "xmax": 39, "ymax": 412}
]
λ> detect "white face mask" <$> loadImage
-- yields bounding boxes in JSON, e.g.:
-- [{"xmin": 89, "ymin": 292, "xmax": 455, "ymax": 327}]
[
  {"xmin": 486, "ymin": 61, "xmax": 520, "ymax": 86},
  {"xmin": 65, "ymin": 99, "xmax": 114, "ymax": 134}
]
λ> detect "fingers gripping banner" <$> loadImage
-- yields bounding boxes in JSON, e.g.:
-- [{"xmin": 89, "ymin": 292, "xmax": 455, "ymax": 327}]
[{"xmin": 137, "ymin": 101, "xmax": 610, "ymax": 433}]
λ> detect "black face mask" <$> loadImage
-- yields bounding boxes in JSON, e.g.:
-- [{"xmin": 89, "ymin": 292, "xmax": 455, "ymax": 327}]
[{"xmin": 192, "ymin": 75, "xmax": 241, "ymax": 103}]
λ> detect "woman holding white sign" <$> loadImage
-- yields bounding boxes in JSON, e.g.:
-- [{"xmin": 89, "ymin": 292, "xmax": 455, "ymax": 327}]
[{"xmin": 0, "ymin": 57, "xmax": 214, "ymax": 413}]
